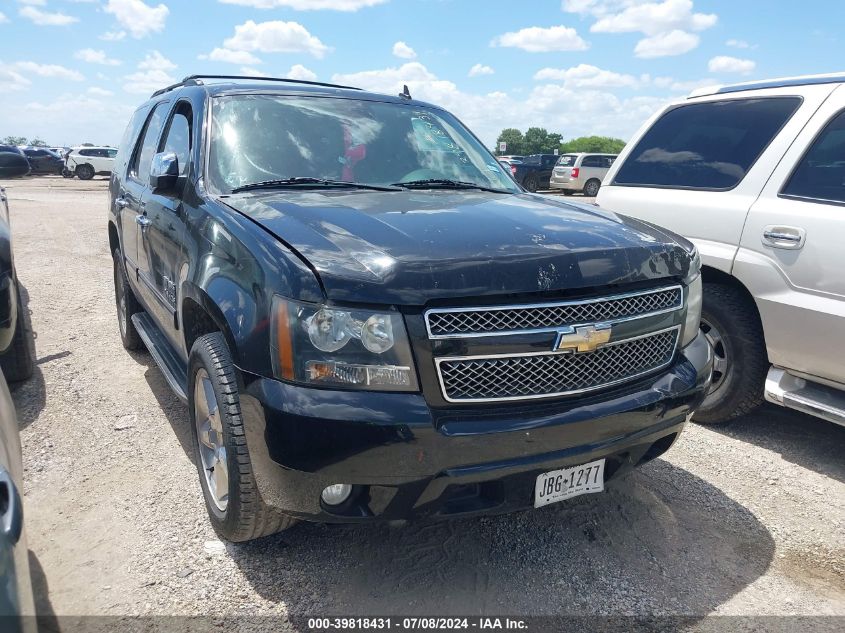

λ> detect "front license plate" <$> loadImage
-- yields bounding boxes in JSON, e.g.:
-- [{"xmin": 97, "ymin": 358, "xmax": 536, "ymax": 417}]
[{"xmin": 534, "ymin": 458, "xmax": 605, "ymax": 508}]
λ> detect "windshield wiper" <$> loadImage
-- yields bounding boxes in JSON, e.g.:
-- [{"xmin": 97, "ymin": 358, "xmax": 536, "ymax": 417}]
[
  {"xmin": 231, "ymin": 177, "xmax": 401, "ymax": 193},
  {"xmin": 390, "ymin": 178, "xmax": 511, "ymax": 193}
]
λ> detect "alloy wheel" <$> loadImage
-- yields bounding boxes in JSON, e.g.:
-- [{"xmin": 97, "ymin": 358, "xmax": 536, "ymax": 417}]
[
  {"xmin": 700, "ymin": 317, "xmax": 728, "ymax": 394},
  {"xmin": 194, "ymin": 368, "xmax": 229, "ymax": 512}
]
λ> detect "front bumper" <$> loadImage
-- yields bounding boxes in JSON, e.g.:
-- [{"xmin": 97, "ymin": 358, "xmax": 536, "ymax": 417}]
[{"xmin": 238, "ymin": 331, "xmax": 712, "ymax": 523}]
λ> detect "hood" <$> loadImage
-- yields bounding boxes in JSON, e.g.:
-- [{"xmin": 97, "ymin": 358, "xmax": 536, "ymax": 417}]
[{"xmin": 223, "ymin": 190, "xmax": 693, "ymax": 305}]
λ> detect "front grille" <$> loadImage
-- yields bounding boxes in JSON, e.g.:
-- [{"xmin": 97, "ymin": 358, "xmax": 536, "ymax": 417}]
[
  {"xmin": 436, "ymin": 328, "xmax": 679, "ymax": 403},
  {"xmin": 426, "ymin": 286, "xmax": 682, "ymax": 338}
]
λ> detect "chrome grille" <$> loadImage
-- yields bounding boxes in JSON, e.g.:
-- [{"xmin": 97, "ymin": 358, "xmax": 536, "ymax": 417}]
[
  {"xmin": 426, "ymin": 286, "xmax": 682, "ymax": 338},
  {"xmin": 436, "ymin": 328, "xmax": 679, "ymax": 403}
]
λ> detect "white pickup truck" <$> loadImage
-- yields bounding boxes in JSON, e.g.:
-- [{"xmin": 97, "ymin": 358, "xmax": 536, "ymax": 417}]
[{"xmin": 598, "ymin": 73, "xmax": 845, "ymax": 427}]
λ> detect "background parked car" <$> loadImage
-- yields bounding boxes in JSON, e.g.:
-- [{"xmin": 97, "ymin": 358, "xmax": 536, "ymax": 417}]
[
  {"xmin": 511, "ymin": 153, "xmax": 559, "ymax": 192},
  {"xmin": 549, "ymin": 153, "xmax": 617, "ymax": 197},
  {"xmin": 21, "ymin": 148, "xmax": 63, "ymax": 176},
  {"xmin": 597, "ymin": 73, "xmax": 845, "ymax": 427},
  {"xmin": 65, "ymin": 146, "xmax": 118, "ymax": 180}
]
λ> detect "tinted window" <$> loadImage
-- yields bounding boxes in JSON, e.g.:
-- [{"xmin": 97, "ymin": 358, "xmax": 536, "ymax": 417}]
[
  {"xmin": 79, "ymin": 149, "xmax": 93, "ymax": 157},
  {"xmin": 582, "ymin": 155, "xmax": 603, "ymax": 168},
  {"xmin": 523, "ymin": 155, "xmax": 541, "ymax": 165},
  {"xmin": 107, "ymin": 149, "xmax": 118, "ymax": 158},
  {"xmin": 160, "ymin": 107, "xmax": 191, "ymax": 176},
  {"xmin": 542, "ymin": 155, "xmax": 557, "ymax": 167},
  {"xmin": 782, "ymin": 109, "xmax": 845, "ymax": 204},
  {"xmin": 614, "ymin": 97, "xmax": 802, "ymax": 190},
  {"xmin": 131, "ymin": 103, "xmax": 168, "ymax": 182}
]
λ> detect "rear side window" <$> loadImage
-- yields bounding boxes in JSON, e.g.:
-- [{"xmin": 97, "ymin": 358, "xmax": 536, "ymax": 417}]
[
  {"xmin": 582, "ymin": 155, "xmax": 603, "ymax": 168},
  {"xmin": 614, "ymin": 97, "xmax": 802, "ymax": 190},
  {"xmin": 131, "ymin": 103, "xmax": 168, "ymax": 182},
  {"xmin": 781, "ymin": 109, "xmax": 845, "ymax": 204}
]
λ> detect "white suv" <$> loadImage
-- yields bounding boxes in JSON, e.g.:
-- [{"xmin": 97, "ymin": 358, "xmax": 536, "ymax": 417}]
[
  {"xmin": 597, "ymin": 74, "xmax": 845, "ymax": 427},
  {"xmin": 549, "ymin": 153, "xmax": 617, "ymax": 196},
  {"xmin": 65, "ymin": 146, "xmax": 117, "ymax": 180}
]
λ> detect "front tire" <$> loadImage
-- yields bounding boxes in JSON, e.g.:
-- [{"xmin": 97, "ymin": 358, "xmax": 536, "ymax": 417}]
[
  {"xmin": 76, "ymin": 164, "xmax": 94, "ymax": 180},
  {"xmin": 692, "ymin": 283, "xmax": 768, "ymax": 425},
  {"xmin": 0, "ymin": 286, "xmax": 34, "ymax": 383},
  {"xmin": 188, "ymin": 332, "xmax": 295, "ymax": 542},
  {"xmin": 113, "ymin": 249, "xmax": 143, "ymax": 351}
]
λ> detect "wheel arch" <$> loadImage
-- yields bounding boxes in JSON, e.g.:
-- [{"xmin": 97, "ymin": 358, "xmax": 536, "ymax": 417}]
[
  {"xmin": 700, "ymin": 264, "xmax": 769, "ymax": 358},
  {"xmin": 180, "ymin": 284, "xmax": 240, "ymax": 362},
  {"xmin": 108, "ymin": 220, "xmax": 119, "ymax": 256}
]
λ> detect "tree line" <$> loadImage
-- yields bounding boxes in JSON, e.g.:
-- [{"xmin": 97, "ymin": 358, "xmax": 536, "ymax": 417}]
[
  {"xmin": 495, "ymin": 128, "xmax": 626, "ymax": 156},
  {"xmin": 2, "ymin": 136, "xmax": 48, "ymax": 147}
]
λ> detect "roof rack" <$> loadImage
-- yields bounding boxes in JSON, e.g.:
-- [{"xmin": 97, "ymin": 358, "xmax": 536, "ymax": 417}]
[
  {"xmin": 689, "ymin": 72, "xmax": 845, "ymax": 98},
  {"xmin": 150, "ymin": 74, "xmax": 362, "ymax": 98}
]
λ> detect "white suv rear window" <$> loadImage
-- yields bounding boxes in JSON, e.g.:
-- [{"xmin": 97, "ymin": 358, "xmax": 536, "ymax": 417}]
[{"xmin": 614, "ymin": 97, "xmax": 801, "ymax": 190}]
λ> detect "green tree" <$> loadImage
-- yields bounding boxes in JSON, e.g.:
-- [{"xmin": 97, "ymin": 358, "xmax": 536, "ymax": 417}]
[
  {"xmin": 523, "ymin": 127, "xmax": 563, "ymax": 154},
  {"xmin": 495, "ymin": 128, "xmax": 525, "ymax": 155},
  {"xmin": 560, "ymin": 135, "xmax": 626, "ymax": 154},
  {"xmin": 28, "ymin": 138, "xmax": 48, "ymax": 147},
  {"xmin": 2, "ymin": 136, "xmax": 27, "ymax": 146}
]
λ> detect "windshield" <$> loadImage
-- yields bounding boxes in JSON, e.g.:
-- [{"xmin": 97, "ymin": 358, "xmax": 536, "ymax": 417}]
[{"xmin": 208, "ymin": 95, "xmax": 519, "ymax": 194}]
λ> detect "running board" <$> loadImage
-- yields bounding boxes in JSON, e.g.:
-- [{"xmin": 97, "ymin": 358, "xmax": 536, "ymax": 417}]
[
  {"xmin": 765, "ymin": 367, "xmax": 845, "ymax": 427},
  {"xmin": 132, "ymin": 313, "xmax": 188, "ymax": 404}
]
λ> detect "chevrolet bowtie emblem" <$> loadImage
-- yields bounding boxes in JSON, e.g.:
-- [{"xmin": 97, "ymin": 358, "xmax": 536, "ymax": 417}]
[{"xmin": 554, "ymin": 323, "xmax": 613, "ymax": 353}]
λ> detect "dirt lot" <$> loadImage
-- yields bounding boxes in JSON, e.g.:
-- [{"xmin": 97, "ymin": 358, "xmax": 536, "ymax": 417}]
[{"xmin": 5, "ymin": 177, "xmax": 844, "ymax": 623}]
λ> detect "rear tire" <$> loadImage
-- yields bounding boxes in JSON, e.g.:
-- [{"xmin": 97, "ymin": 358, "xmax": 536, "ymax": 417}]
[
  {"xmin": 188, "ymin": 332, "xmax": 296, "ymax": 542},
  {"xmin": 583, "ymin": 179, "xmax": 601, "ymax": 197},
  {"xmin": 692, "ymin": 283, "xmax": 768, "ymax": 425},
  {"xmin": 523, "ymin": 175, "xmax": 539, "ymax": 193},
  {"xmin": 0, "ymin": 285, "xmax": 34, "ymax": 383},
  {"xmin": 76, "ymin": 164, "xmax": 94, "ymax": 180},
  {"xmin": 113, "ymin": 249, "xmax": 143, "ymax": 351}
]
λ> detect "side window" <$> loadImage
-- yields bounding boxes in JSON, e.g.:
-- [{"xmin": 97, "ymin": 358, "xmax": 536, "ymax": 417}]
[
  {"xmin": 107, "ymin": 149, "xmax": 118, "ymax": 159},
  {"xmin": 781, "ymin": 109, "xmax": 845, "ymax": 204},
  {"xmin": 159, "ymin": 104, "xmax": 192, "ymax": 177},
  {"xmin": 542, "ymin": 156, "xmax": 556, "ymax": 167},
  {"xmin": 79, "ymin": 149, "xmax": 91, "ymax": 157},
  {"xmin": 582, "ymin": 156, "xmax": 601, "ymax": 168},
  {"xmin": 130, "ymin": 103, "xmax": 168, "ymax": 183},
  {"xmin": 614, "ymin": 97, "xmax": 802, "ymax": 190}
]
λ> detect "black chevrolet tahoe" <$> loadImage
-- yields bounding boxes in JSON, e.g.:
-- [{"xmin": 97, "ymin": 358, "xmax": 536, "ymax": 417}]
[{"xmin": 109, "ymin": 75, "xmax": 712, "ymax": 542}]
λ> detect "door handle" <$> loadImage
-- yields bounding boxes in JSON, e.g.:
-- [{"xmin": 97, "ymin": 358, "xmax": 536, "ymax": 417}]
[
  {"xmin": 135, "ymin": 214, "xmax": 151, "ymax": 228},
  {"xmin": 115, "ymin": 197, "xmax": 129, "ymax": 210},
  {"xmin": 0, "ymin": 467, "xmax": 23, "ymax": 545},
  {"xmin": 762, "ymin": 225, "xmax": 806, "ymax": 250}
]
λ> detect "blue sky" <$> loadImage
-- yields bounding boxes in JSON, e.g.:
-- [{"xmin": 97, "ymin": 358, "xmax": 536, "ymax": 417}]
[{"xmin": 1, "ymin": 0, "xmax": 842, "ymax": 147}]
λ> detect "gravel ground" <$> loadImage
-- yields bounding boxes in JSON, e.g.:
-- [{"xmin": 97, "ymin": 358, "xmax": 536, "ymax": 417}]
[{"xmin": 5, "ymin": 177, "xmax": 844, "ymax": 623}]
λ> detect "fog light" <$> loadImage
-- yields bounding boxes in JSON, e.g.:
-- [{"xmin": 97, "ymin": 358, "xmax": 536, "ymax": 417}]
[{"xmin": 321, "ymin": 483, "xmax": 353, "ymax": 506}]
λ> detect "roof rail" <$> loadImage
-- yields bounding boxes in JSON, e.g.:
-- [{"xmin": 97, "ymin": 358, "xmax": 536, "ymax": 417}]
[
  {"xmin": 150, "ymin": 74, "xmax": 362, "ymax": 98},
  {"xmin": 689, "ymin": 72, "xmax": 845, "ymax": 98}
]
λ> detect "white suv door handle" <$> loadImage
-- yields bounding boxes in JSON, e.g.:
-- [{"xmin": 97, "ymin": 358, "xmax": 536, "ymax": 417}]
[{"xmin": 762, "ymin": 225, "xmax": 806, "ymax": 250}]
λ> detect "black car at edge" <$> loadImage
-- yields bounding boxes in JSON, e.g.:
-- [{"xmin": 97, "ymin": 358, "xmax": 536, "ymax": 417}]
[{"xmin": 109, "ymin": 75, "xmax": 712, "ymax": 541}]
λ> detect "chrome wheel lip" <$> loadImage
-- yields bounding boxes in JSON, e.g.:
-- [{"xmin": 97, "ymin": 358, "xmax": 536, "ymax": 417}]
[
  {"xmin": 700, "ymin": 317, "xmax": 728, "ymax": 395},
  {"xmin": 194, "ymin": 368, "xmax": 229, "ymax": 512}
]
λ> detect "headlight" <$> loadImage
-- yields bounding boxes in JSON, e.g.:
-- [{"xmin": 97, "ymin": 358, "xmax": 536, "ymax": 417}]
[
  {"xmin": 271, "ymin": 297, "xmax": 418, "ymax": 391},
  {"xmin": 681, "ymin": 249, "xmax": 702, "ymax": 346}
]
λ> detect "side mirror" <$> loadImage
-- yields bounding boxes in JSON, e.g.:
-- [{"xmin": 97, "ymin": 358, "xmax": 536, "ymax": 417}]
[
  {"xmin": 0, "ymin": 152, "xmax": 31, "ymax": 179},
  {"xmin": 149, "ymin": 152, "xmax": 179, "ymax": 192}
]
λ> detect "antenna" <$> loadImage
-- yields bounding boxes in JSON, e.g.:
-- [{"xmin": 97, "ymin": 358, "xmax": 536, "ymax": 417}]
[{"xmin": 399, "ymin": 84, "xmax": 412, "ymax": 100}]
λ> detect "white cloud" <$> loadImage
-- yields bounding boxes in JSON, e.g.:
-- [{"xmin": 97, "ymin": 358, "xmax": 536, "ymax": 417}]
[
  {"xmin": 18, "ymin": 0, "xmax": 47, "ymax": 5},
  {"xmin": 124, "ymin": 51, "xmax": 176, "ymax": 94},
  {"xmin": 219, "ymin": 0, "xmax": 388, "ymax": 9},
  {"xmin": 199, "ymin": 48, "xmax": 262, "ymax": 65},
  {"xmin": 14, "ymin": 61, "xmax": 84, "ymax": 81},
  {"xmin": 726, "ymin": 38, "xmax": 755, "ymax": 49},
  {"xmin": 332, "ymin": 61, "xmax": 670, "ymax": 146},
  {"xmin": 708, "ymin": 55, "xmax": 756, "ymax": 75},
  {"xmin": 87, "ymin": 87, "xmax": 114, "ymax": 97},
  {"xmin": 653, "ymin": 75, "xmax": 717, "ymax": 92},
  {"xmin": 99, "ymin": 30, "xmax": 126, "ymax": 41},
  {"xmin": 104, "ymin": 0, "xmax": 168, "ymax": 39},
  {"xmin": 634, "ymin": 29, "xmax": 699, "ymax": 58},
  {"xmin": 0, "ymin": 12, "xmax": 8, "ymax": 24},
  {"xmin": 0, "ymin": 66, "xmax": 31, "ymax": 91},
  {"xmin": 533, "ymin": 64, "xmax": 640, "ymax": 88},
  {"xmin": 286, "ymin": 64, "xmax": 317, "ymax": 81},
  {"xmin": 468, "ymin": 63, "xmax": 494, "ymax": 77},
  {"xmin": 589, "ymin": 0, "xmax": 716, "ymax": 36},
  {"xmin": 74, "ymin": 48, "xmax": 121, "ymax": 66},
  {"xmin": 223, "ymin": 20, "xmax": 331, "ymax": 58},
  {"xmin": 19, "ymin": 6, "xmax": 79, "ymax": 25},
  {"xmin": 137, "ymin": 50, "xmax": 176, "ymax": 72},
  {"xmin": 392, "ymin": 41, "xmax": 416, "ymax": 60},
  {"xmin": 240, "ymin": 67, "xmax": 268, "ymax": 77},
  {"xmin": 491, "ymin": 25, "xmax": 588, "ymax": 52}
]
